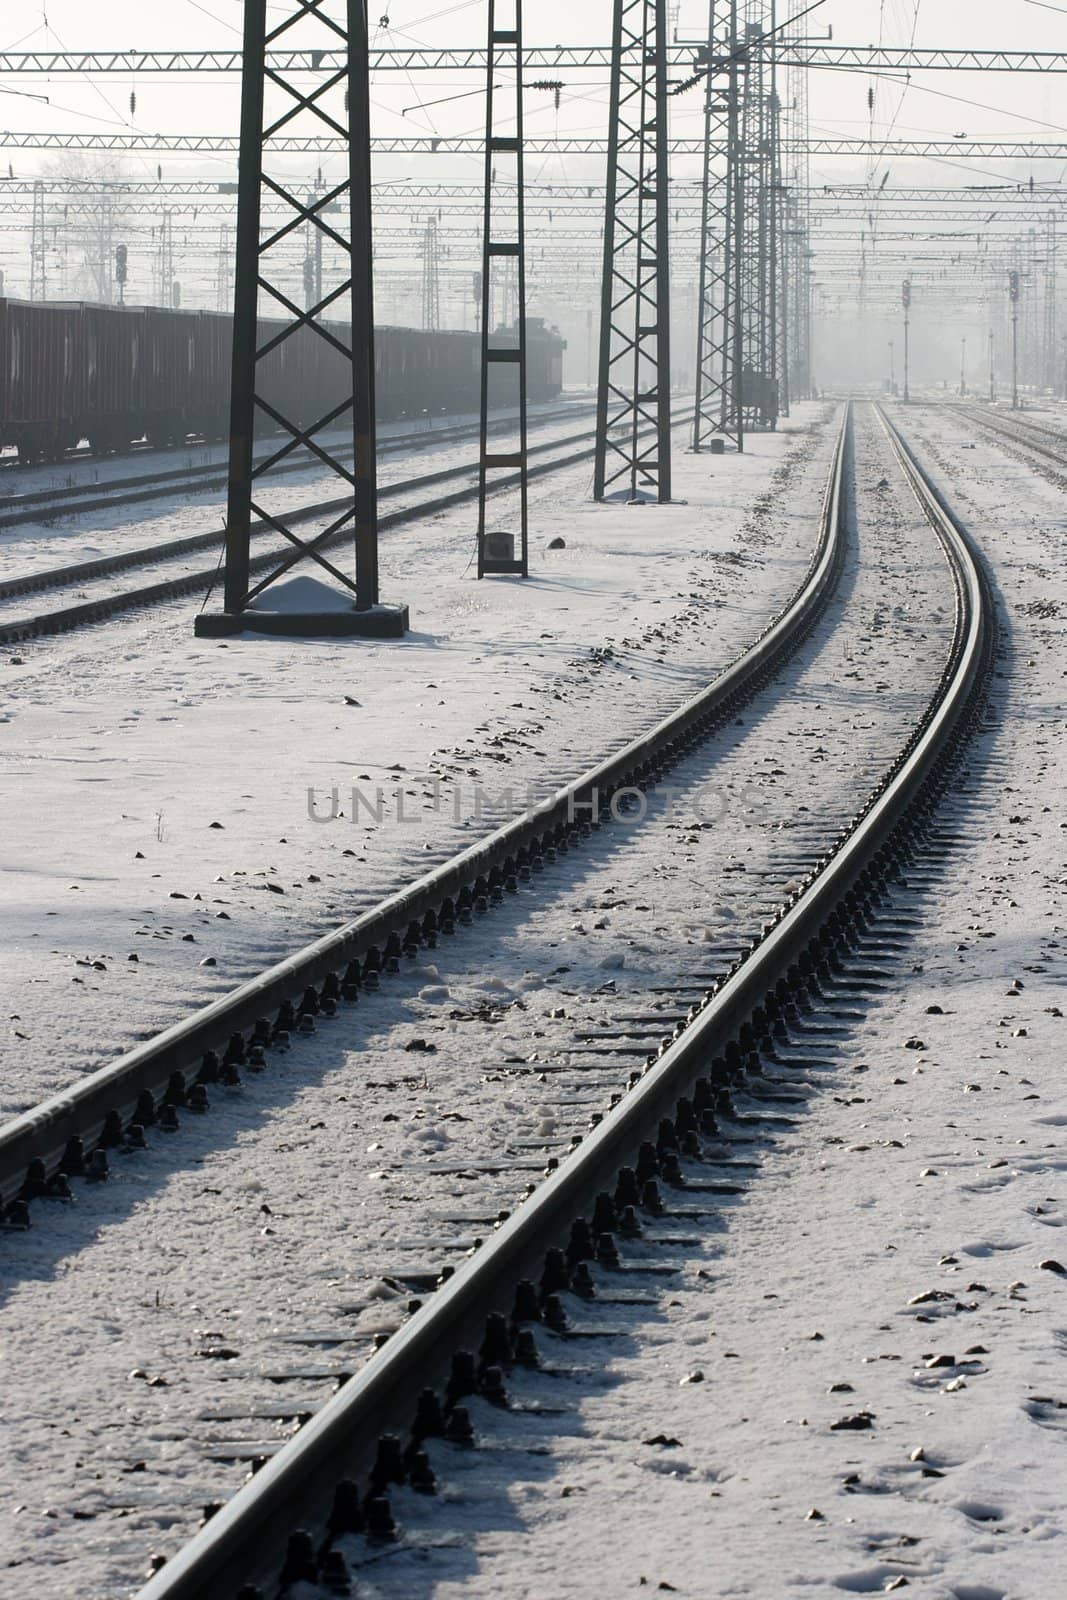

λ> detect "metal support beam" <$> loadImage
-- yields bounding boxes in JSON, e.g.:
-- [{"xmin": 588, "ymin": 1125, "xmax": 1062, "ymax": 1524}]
[
  {"xmin": 195, "ymin": 0, "xmax": 406, "ymax": 640},
  {"xmin": 4, "ymin": 44, "xmax": 1067, "ymax": 72},
  {"xmin": 594, "ymin": 0, "xmax": 672, "ymax": 504},
  {"xmin": 10, "ymin": 131, "xmax": 1067, "ymax": 157},
  {"xmin": 6, "ymin": 178, "xmax": 1067, "ymax": 203},
  {"xmin": 476, "ymin": 0, "xmax": 529, "ymax": 579}
]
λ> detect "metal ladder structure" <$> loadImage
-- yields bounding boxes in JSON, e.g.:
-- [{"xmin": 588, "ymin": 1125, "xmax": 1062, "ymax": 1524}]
[{"xmin": 476, "ymin": 0, "xmax": 529, "ymax": 578}]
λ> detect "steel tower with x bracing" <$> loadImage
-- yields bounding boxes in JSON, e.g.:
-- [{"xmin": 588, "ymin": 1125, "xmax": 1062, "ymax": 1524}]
[
  {"xmin": 594, "ymin": 0, "xmax": 672, "ymax": 503},
  {"xmin": 736, "ymin": 1, "xmax": 780, "ymax": 433},
  {"xmin": 692, "ymin": 0, "xmax": 744, "ymax": 452},
  {"xmin": 195, "ymin": 0, "xmax": 407, "ymax": 639}
]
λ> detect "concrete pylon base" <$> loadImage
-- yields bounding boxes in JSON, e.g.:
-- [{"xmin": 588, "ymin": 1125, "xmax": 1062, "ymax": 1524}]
[{"xmin": 193, "ymin": 576, "xmax": 409, "ymax": 639}]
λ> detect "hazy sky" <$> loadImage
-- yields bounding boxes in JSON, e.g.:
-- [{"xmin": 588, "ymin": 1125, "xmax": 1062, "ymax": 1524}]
[{"xmin": 2, "ymin": 0, "xmax": 1066, "ymax": 192}]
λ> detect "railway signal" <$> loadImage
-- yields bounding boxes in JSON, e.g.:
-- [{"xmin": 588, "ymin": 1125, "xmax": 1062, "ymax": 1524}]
[
  {"xmin": 901, "ymin": 276, "xmax": 912, "ymax": 401},
  {"xmin": 475, "ymin": 0, "xmax": 529, "ymax": 579},
  {"xmin": 115, "ymin": 242, "xmax": 127, "ymax": 304}
]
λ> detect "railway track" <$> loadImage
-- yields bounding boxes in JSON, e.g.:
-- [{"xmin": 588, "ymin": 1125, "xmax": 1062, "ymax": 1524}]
[
  {"xmin": 0, "ymin": 400, "xmax": 593, "ymax": 533},
  {"xmin": 0, "ymin": 401, "xmax": 995, "ymax": 1598},
  {"xmin": 955, "ymin": 401, "xmax": 1067, "ymax": 471},
  {"xmin": 0, "ymin": 408, "xmax": 623, "ymax": 645}
]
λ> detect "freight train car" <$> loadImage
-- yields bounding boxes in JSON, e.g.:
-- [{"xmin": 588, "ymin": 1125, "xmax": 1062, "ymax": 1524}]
[{"xmin": 0, "ymin": 299, "xmax": 567, "ymax": 463}]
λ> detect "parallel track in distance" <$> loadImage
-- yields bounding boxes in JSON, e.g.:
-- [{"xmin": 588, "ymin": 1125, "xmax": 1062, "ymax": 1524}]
[
  {"xmin": 0, "ymin": 408, "xmax": 662, "ymax": 645},
  {"xmin": 0, "ymin": 400, "xmax": 594, "ymax": 532},
  {"xmin": 955, "ymin": 401, "xmax": 1067, "ymax": 471}
]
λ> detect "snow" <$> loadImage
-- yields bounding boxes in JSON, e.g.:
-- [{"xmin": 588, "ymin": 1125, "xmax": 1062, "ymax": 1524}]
[
  {"xmin": 247, "ymin": 575, "xmax": 362, "ymax": 614},
  {"xmin": 0, "ymin": 400, "xmax": 1062, "ymax": 1600}
]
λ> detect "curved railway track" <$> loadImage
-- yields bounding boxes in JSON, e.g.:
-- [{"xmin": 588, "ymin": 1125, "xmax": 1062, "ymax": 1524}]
[
  {"xmin": 0, "ymin": 401, "xmax": 995, "ymax": 1600},
  {"xmin": 138, "ymin": 400, "xmax": 992, "ymax": 1598},
  {"xmin": 0, "ymin": 403, "xmax": 844, "ymax": 1222}
]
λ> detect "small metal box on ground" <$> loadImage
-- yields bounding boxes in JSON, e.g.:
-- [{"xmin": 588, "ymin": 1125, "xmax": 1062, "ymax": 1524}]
[{"xmin": 482, "ymin": 530, "xmax": 523, "ymax": 574}]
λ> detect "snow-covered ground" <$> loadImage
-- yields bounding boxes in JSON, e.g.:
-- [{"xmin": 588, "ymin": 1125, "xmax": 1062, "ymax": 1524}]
[{"xmin": 0, "ymin": 403, "xmax": 833, "ymax": 1114}]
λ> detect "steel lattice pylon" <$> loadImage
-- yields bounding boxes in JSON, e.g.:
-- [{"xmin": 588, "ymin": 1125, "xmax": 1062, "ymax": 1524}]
[
  {"xmin": 195, "ymin": 0, "xmax": 406, "ymax": 639},
  {"xmin": 1041, "ymin": 210, "xmax": 1057, "ymax": 392},
  {"xmin": 692, "ymin": 1, "xmax": 744, "ymax": 451},
  {"xmin": 421, "ymin": 215, "xmax": 441, "ymax": 331},
  {"xmin": 594, "ymin": 0, "xmax": 672, "ymax": 504},
  {"xmin": 29, "ymin": 179, "xmax": 47, "ymax": 301},
  {"xmin": 737, "ymin": 0, "xmax": 779, "ymax": 433},
  {"xmin": 782, "ymin": 4, "xmax": 812, "ymax": 402}
]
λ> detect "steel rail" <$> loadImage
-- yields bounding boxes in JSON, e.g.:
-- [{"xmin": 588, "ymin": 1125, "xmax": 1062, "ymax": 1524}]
[
  {"xmin": 0, "ymin": 411, "xmax": 629, "ymax": 642},
  {"xmin": 0, "ymin": 400, "xmax": 835, "ymax": 1213},
  {"xmin": 132, "ymin": 399, "xmax": 993, "ymax": 1598},
  {"xmin": 0, "ymin": 407, "xmax": 597, "ymax": 601},
  {"xmin": 956, "ymin": 403, "xmax": 1067, "ymax": 469}
]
